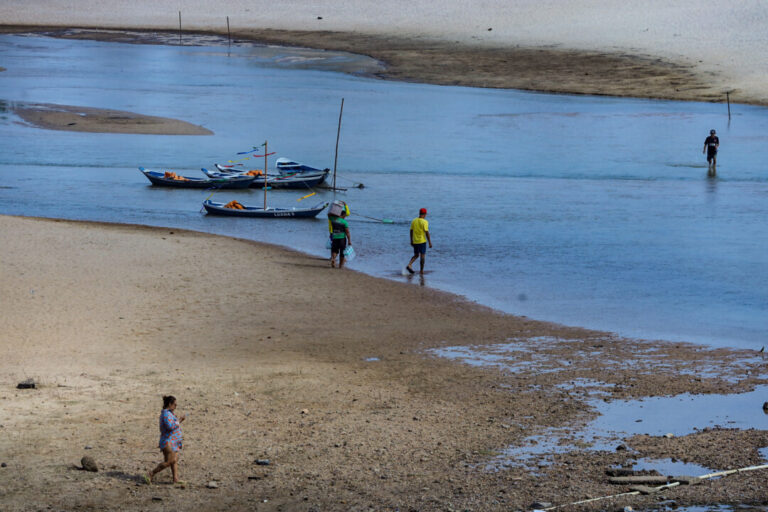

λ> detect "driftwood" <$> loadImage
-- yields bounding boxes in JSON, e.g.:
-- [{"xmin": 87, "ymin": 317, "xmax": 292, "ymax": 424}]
[{"xmin": 671, "ymin": 476, "xmax": 702, "ymax": 485}]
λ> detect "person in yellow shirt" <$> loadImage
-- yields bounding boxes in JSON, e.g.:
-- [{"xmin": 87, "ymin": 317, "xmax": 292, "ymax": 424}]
[{"xmin": 406, "ymin": 208, "xmax": 432, "ymax": 274}]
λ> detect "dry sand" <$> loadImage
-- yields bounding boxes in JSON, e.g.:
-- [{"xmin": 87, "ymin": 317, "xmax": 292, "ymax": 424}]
[
  {"xmin": 1, "ymin": 215, "xmax": 767, "ymax": 511},
  {"xmin": 2, "ymin": 2, "xmax": 768, "ymax": 510}
]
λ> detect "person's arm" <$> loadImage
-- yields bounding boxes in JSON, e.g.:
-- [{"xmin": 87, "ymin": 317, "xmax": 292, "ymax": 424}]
[
  {"xmin": 426, "ymin": 230, "xmax": 432, "ymax": 248},
  {"xmin": 410, "ymin": 229, "xmax": 414, "ymax": 245},
  {"xmin": 345, "ymin": 226, "xmax": 351, "ymax": 245},
  {"xmin": 703, "ymin": 139, "xmax": 707, "ymax": 153}
]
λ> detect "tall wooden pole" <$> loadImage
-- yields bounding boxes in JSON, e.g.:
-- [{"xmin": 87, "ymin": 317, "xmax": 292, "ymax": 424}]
[
  {"xmin": 263, "ymin": 140, "xmax": 268, "ymax": 210},
  {"xmin": 178, "ymin": 12, "xmax": 182, "ymax": 45},
  {"xmin": 333, "ymin": 98, "xmax": 345, "ymax": 191},
  {"xmin": 726, "ymin": 91, "xmax": 731, "ymax": 120},
  {"xmin": 226, "ymin": 16, "xmax": 231, "ymax": 52}
]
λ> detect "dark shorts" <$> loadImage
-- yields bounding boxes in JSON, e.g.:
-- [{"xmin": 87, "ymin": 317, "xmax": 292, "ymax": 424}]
[
  {"xmin": 412, "ymin": 242, "xmax": 427, "ymax": 256},
  {"xmin": 707, "ymin": 148, "xmax": 717, "ymax": 162},
  {"xmin": 331, "ymin": 238, "xmax": 347, "ymax": 253}
]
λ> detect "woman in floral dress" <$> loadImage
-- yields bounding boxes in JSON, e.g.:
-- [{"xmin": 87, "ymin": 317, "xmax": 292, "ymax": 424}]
[{"xmin": 147, "ymin": 395, "xmax": 186, "ymax": 484}]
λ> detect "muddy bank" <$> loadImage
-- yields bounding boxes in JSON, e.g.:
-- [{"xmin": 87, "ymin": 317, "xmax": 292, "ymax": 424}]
[{"xmin": 1, "ymin": 26, "xmax": 745, "ymax": 106}]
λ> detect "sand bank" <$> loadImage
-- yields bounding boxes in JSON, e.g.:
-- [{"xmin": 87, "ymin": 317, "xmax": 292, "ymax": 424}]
[
  {"xmin": 1, "ymin": 1, "xmax": 767, "ymax": 105},
  {"xmin": 12, "ymin": 102, "xmax": 213, "ymax": 135},
  {"xmin": 1, "ymin": 215, "xmax": 766, "ymax": 510}
]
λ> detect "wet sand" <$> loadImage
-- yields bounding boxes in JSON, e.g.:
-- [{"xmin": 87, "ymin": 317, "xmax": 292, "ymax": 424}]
[
  {"xmin": 1, "ymin": 215, "xmax": 767, "ymax": 511},
  {"xmin": 13, "ymin": 102, "xmax": 213, "ymax": 135},
  {"xmin": 0, "ymin": 25, "xmax": 730, "ymax": 135}
]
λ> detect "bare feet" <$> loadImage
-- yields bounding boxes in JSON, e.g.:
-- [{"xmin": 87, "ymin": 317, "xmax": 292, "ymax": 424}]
[{"xmin": 406, "ymin": 266, "xmax": 415, "ymax": 274}]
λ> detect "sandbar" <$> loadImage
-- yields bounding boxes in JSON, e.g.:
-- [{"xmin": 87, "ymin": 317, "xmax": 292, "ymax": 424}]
[{"xmin": 12, "ymin": 102, "xmax": 213, "ymax": 135}]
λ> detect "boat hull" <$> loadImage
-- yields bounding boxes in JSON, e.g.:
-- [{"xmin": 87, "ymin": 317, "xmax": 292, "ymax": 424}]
[
  {"xmin": 210, "ymin": 163, "xmax": 329, "ymax": 189},
  {"xmin": 202, "ymin": 200, "xmax": 328, "ymax": 218},
  {"xmin": 140, "ymin": 168, "xmax": 255, "ymax": 189}
]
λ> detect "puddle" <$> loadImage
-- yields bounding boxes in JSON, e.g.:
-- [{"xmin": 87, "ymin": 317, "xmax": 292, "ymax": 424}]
[
  {"xmin": 431, "ymin": 341, "xmax": 768, "ymax": 471},
  {"xmin": 428, "ymin": 337, "xmax": 604, "ymax": 375},
  {"xmin": 364, "ymin": 357, "xmax": 380, "ymax": 362},
  {"xmin": 484, "ymin": 386, "xmax": 768, "ymax": 471},
  {"xmin": 592, "ymin": 387, "xmax": 768, "ymax": 438},
  {"xmin": 428, "ymin": 337, "xmax": 765, "ymax": 383},
  {"xmin": 623, "ymin": 457, "xmax": 713, "ymax": 477}
]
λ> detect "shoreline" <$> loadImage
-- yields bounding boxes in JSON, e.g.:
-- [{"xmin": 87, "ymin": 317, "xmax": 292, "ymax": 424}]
[
  {"xmin": 2, "ymin": 214, "xmax": 768, "ymax": 510},
  {"xmin": 1, "ymin": 25, "xmax": 758, "ymax": 107},
  {"xmin": 3, "ymin": 13, "xmax": 768, "ymax": 508}
]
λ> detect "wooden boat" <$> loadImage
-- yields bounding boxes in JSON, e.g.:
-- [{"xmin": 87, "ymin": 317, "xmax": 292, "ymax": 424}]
[
  {"xmin": 207, "ymin": 164, "xmax": 329, "ymax": 189},
  {"xmin": 203, "ymin": 141, "xmax": 328, "ymax": 219},
  {"xmin": 202, "ymin": 199, "xmax": 328, "ymax": 218},
  {"xmin": 139, "ymin": 167, "xmax": 255, "ymax": 189},
  {"xmin": 275, "ymin": 157, "xmax": 329, "ymax": 175}
]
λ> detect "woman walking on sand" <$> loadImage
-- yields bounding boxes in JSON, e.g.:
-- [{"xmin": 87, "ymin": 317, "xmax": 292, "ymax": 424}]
[{"xmin": 146, "ymin": 395, "xmax": 186, "ymax": 484}]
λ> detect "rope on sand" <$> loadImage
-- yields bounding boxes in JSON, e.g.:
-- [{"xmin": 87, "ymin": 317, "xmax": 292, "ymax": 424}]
[{"xmin": 538, "ymin": 463, "xmax": 768, "ymax": 511}]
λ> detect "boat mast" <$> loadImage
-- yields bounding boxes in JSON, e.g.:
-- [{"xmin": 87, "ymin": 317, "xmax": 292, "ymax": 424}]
[
  {"xmin": 263, "ymin": 140, "xmax": 268, "ymax": 210},
  {"xmin": 333, "ymin": 98, "xmax": 344, "ymax": 191}
]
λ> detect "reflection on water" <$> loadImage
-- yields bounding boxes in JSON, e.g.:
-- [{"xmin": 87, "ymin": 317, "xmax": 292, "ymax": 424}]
[{"xmin": 1, "ymin": 34, "xmax": 768, "ymax": 349}]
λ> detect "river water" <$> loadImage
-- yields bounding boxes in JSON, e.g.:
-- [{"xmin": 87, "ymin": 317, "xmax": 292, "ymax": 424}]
[{"xmin": 1, "ymin": 33, "xmax": 767, "ymax": 350}]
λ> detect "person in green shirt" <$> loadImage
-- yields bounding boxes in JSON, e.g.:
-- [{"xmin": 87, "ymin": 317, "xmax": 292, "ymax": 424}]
[
  {"xmin": 329, "ymin": 210, "xmax": 351, "ymax": 269},
  {"xmin": 406, "ymin": 208, "xmax": 432, "ymax": 275}
]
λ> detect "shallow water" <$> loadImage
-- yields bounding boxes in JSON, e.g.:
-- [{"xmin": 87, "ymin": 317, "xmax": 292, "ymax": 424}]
[
  {"xmin": 1, "ymin": 33, "xmax": 768, "ymax": 349},
  {"xmin": 435, "ymin": 342, "xmax": 768, "ymax": 471},
  {"xmin": 488, "ymin": 384, "xmax": 768, "ymax": 471}
]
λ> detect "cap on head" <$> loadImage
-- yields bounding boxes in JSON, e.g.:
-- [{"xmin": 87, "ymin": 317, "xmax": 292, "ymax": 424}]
[
  {"xmin": 419, "ymin": 208, "xmax": 427, "ymax": 215},
  {"xmin": 710, "ymin": 129, "xmax": 716, "ymax": 134}
]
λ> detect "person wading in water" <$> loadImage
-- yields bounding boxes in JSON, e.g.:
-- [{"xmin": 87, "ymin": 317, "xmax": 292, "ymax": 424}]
[{"xmin": 703, "ymin": 129, "xmax": 720, "ymax": 176}]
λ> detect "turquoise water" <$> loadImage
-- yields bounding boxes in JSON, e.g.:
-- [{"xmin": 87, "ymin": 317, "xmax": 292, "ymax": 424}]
[{"xmin": 1, "ymin": 34, "xmax": 767, "ymax": 349}]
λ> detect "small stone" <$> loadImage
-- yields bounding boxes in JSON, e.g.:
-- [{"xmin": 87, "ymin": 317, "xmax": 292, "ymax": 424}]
[
  {"xmin": 255, "ymin": 459, "xmax": 270, "ymax": 466},
  {"xmin": 152, "ymin": 497, "xmax": 162, "ymax": 502},
  {"xmin": 531, "ymin": 501, "xmax": 552, "ymax": 509},
  {"xmin": 85, "ymin": 445, "xmax": 93, "ymax": 449},
  {"xmin": 762, "ymin": 401, "xmax": 768, "ymax": 411},
  {"xmin": 1, "ymin": 462, "xmax": 7, "ymax": 468},
  {"xmin": 16, "ymin": 378, "xmax": 36, "ymax": 389},
  {"xmin": 300, "ymin": 409, "xmax": 309, "ymax": 415},
  {"xmin": 616, "ymin": 444, "xmax": 628, "ymax": 451},
  {"xmin": 664, "ymin": 433, "xmax": 674, "ymax": 438},
  {"xmin": 81, "ymin": 456, "xmax": 98, "ymax": 472},
  {"xmin": 206, "ymin": 481, "xmax": 219, "ymax": 489}
]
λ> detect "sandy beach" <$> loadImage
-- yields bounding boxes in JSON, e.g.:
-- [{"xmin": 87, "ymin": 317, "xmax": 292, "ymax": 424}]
[
  {"xmin": 2, "ymin": 215, "xmax": 767, "ymax": 511},
  {"xmin": 2, "ymin": 2, "xmax": 768, "ymax": 510}
]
